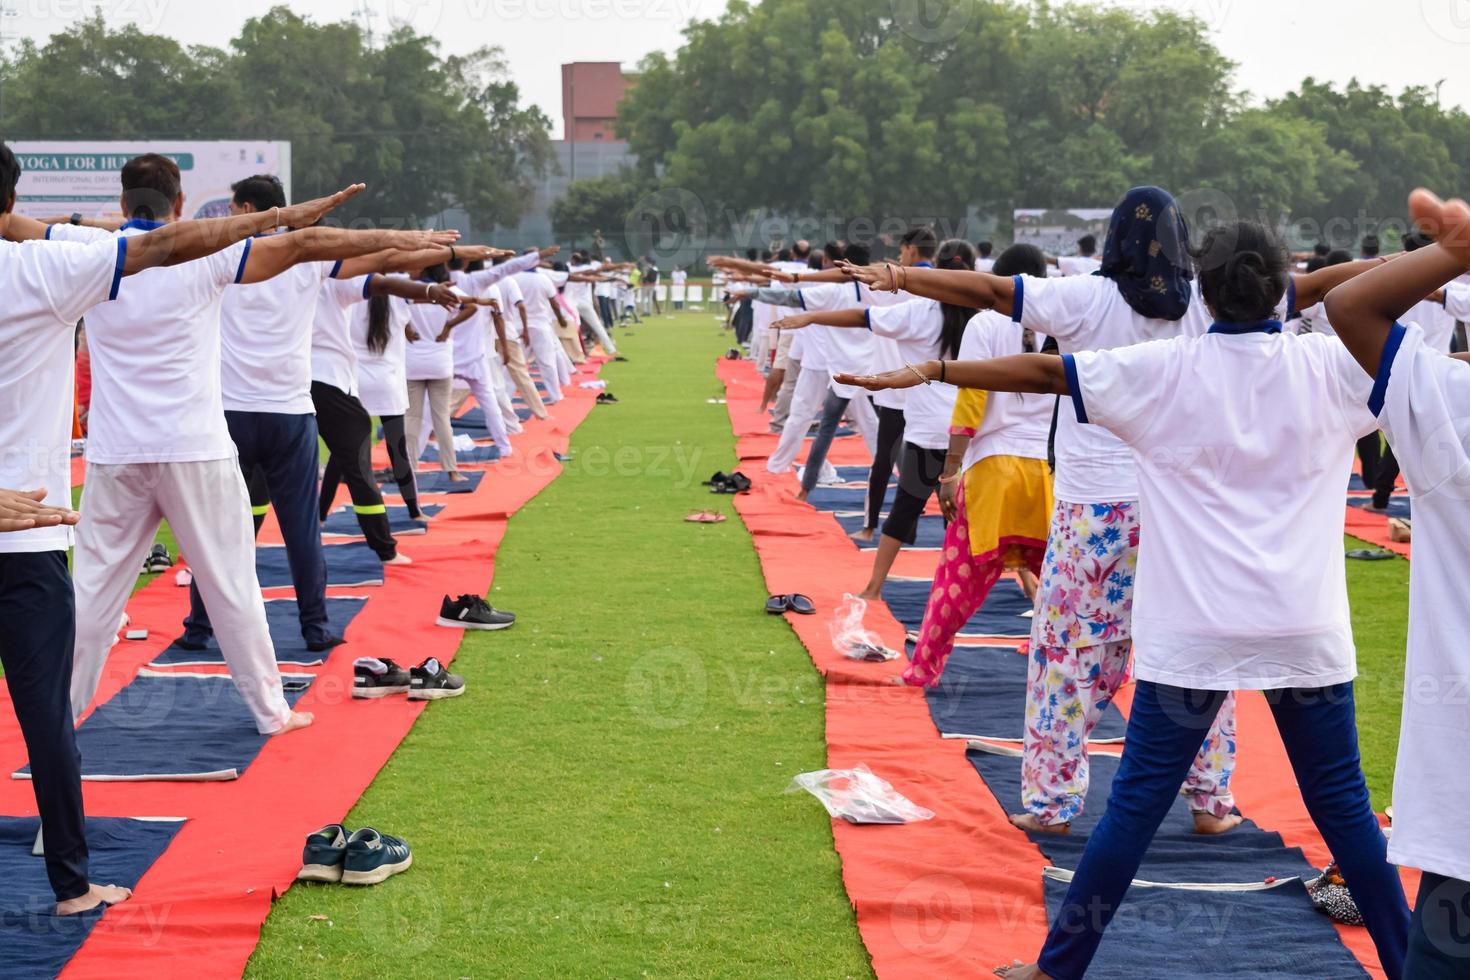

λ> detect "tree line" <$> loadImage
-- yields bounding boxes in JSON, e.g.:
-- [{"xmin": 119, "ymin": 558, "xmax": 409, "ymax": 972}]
[
  {"xmin": 585, "ymin": 0, "xmax": 1470, "ymax": 251},
  {"xmin": 0, "ymin": 9, "xmax": 554, "ymax": 232}
]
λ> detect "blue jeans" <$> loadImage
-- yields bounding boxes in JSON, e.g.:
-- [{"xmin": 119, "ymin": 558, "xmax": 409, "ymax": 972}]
[
  {"xmin": 0, "ymin": 552, "xmax": 89, "ymax": 901},
  {"xmin": 1038, "ymin": 681, "xmax": 1409, "ymax": 980},
  {"xmin": 800, "ymin": 390, "xmax": 850, "ymax": 493},
  {"xmin": 185, "ymin": 411, "xmax": 330, "ymax": 645},
  {"xmin": 1406, "ymin": 872, "xmax": 1470, "ymax": 977}
]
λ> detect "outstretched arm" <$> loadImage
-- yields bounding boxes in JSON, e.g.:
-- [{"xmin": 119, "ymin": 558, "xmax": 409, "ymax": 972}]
[
  {"xmin": 238, "ymin": 227, "xmax": 457, "ymax": 285},
  {"xmin": 834, "ymin": 354, "xmax": 1066, "ymax": 396},
  {"xmin": 368, "ymin": 276, "xmax": 461, "ymax": 310},
  {"xmin": 770, "ymin": 308, "xmax": 868, "ymax": 331},
  {"xmin": 838, "ymin": 261, "xmax": 1017, "ymax": 315},
  {"xmin": 1292, "ymin": 257, "xmax": 1389, "ymax": 310},
  {"xmin": 1325, "ymin": 189, "xmax": 1470, "ymax": 377},
  {"xmin": 121, "ymin": 184, "xmax": 367, "ymax": 275},
  {"xmin": 338, "ymin": 243, "xmax": 503, "ymax": 279}
]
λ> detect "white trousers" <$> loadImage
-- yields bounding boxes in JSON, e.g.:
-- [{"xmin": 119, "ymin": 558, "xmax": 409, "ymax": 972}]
[
  {"xmin": 71, "ymin": 459, "xmax": 293, "ymax": 734},
  {"xmin": 767, "ymin": 367, "xmax": 833, "ymax": 473},
  {"xmin": 449, "ymin": 370, "xmax": 514, "ymax": 456},
  {"xmin": 524, "ymin": 327, "xmax": 565, "ymax": 403},
  {"xmin": 574, "ymin": 297, "xmax": 617, "ymax": 355}
]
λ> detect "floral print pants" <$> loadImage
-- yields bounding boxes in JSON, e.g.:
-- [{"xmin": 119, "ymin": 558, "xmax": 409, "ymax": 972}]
[{"xmin": 1020, "ymin": 499, "xmax": 1237, "ymax": 825}]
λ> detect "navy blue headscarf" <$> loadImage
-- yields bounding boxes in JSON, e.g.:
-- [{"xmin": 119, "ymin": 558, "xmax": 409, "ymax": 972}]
[{"xmin": 1098, "ymin": 186, "xmax": 1194, "ymax": 321}]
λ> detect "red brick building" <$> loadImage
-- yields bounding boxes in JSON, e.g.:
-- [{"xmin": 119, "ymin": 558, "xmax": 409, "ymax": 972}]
[{"xmin": 561, "ymin": 62, "xmax": 634, "ymax": 142}]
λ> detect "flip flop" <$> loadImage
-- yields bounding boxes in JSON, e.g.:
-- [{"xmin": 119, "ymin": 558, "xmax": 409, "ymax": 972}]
[
  {"xmin": 1346, "ymin": 548, "xmax": 1396, "ymax": 561},
  {"xmin": 702, "ymin": 471, "xmax": 732, "ymax": 487},
  {"xmin": 764, "ymin": 595, "xmax": 789, "ymax": 615},
  {"xmin": 685, "ymin": 511, "xmax": 727, "ymax": 524},
  {"xmin": 786, "ymin": 593, "xmax": 816, "ymax": 615}
]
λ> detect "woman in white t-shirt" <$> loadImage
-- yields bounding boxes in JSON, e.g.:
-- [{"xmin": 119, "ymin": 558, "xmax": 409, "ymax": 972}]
[
  {"xmin": 772, "ymin": 240, "xmax": 978, "ymax": 598},
  {"xmin": 349, "ymin": 293, "xmax": 426, "ymax": 518},
  {"xmin": 404, "ymin": 266, "xmax": 475, "ymax": 481},
  {"xmin": 1324, "ymin": 188, "xmax": 1470, "ymax": 978},
  {"xmin": 840, "ymin": 219, "xmax": 1411, "ymax": 980},
  {"xmin": 846, "ymin": 189, "xmax": 1241, "ymax": 835},
  {"xmin": 900, "ymin": 244, "xmax": 1055, "ymax": 689}
]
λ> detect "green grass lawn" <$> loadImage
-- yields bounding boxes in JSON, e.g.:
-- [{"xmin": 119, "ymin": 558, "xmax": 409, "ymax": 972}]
[
  {"xmin": 47, "ymin": 312, "xmax": 1411, "ymax": 976},
  {"xmin": 245, "ymin": 310, "xmax": 874, "ymax": 979}
]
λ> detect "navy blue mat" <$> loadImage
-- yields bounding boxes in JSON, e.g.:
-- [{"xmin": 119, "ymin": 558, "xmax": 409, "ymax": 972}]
[
  {"xmin": 0, "ymin": 816, "xmax": 184, "ymax": 980},
  {"xmin": 835, "ymin": 465, "xmax": 873, "ymax": 483},
  {"xmin": 450, "ymin": 406, "xmax": 533, "ymax": 434},
  {"xmin": 322, "ymin": 504, "xmax": 442, "ymax": 538},
  {"xmin": 1347, "ymin": 495, "xmax": 1410, "ymax": 518},
  {"xmin": 1041, "ymin": 876, "xmax": 1367, "ymax": 978},
  {"xmin": 380, "ymin": 470, "xmax": 483, "ymax": 495},
  {"xmin": 883, "ymin": 577, "xmax": 1033, "ymax": 637},
  {"xmin": 806, "ymin": 484, "xmax": 894, "ymax": 514},
  {"xmin": 256, "ymin": 543, "xmax": 382, "ymax": 588},
  {"xmin": 149, "ymin": 597, "xmax": 368, "ymax": 667},
  {"xmin": 421, "ymin": 442, "xmax": 502, "ymax": 464},
  {"xmin": 927, "ymin": 645, "xmax": 1128, "ymax": 741},
  {"xmin": 836, "ymin": 512, "xmax": 945, "ymax": 549},
  {"xmin": 18, "ymin": 673, "xmax": 312, "ymax": 780}
]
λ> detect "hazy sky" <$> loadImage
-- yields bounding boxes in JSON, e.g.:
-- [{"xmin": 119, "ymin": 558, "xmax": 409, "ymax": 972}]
[{"xmin": 6, "ymin": 0, "xmax": 1470, "ymax": 134}]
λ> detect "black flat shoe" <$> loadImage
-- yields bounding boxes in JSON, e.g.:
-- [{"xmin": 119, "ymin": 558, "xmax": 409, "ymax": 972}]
[{"xmin": 306, "ymin": 634, "xmax": 348, "ymax": 652}]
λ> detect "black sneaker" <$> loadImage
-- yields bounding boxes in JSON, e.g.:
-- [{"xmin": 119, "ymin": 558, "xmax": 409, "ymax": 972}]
[
  {"xmin": 436, "ymin": 594, "xmax": 516, "ymax": 631},
  {"xmin": 341, "ymin": 828, "xmax": 413, "ymax": 885},
  {"xmin": 143, "ymin": 543, "xmax": 173, "ymax": 573},
  {"xmin": 306, "ymin": 634, "xmax": 347, "ymax": 653},
  {"xmin": 297, "ymin": 823, "xmax": 350, "ymax": 882},
  {"xmin": 352, "ymin": 657, "xmax": 411, "ymax": 699},
  {"xmin": 408, "ymin": 658, "xmax": 465, "ymax": 701}
]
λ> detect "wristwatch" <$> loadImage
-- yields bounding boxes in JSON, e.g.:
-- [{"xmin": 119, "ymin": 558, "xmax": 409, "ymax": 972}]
[{"xmin": 70, "ymin": 213, "xmax": 83, "ymax": 226}]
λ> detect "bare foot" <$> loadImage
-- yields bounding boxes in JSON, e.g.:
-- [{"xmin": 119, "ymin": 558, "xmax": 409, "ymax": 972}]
[
  {"xmin": 795, "ymin": 489, "xmax": 809, "ymax": 503},
  {"xmin": 56, "ymin": 883, "xmax": 132, "ymax": 915},
  {"xmin": 1193, "ymin": 811, "xmax": 1244, "ymax": 835},
  {"xmin": 383, "ymin": 553, "xmax": 413, "ymax": 566},
  {"xmin": 272, "ymin": 711, "xmax": 314, "ymax": 736},
  {"xmin": 447, "ymin": 472, "xmax": 469, "ymax": 483},
  {"xmin": 1008, "ymin": 813, "xmax": 1071, "ymax": 835},
  {"xmin": 857, "ymin": 589, "xmax": 882, "ymax": 602},
  {"xmin": 851, "ymin": 527, "xmax": 876, "ymax": 543},
  {"xmin": 994, "ymin": 961, "xmax": 1053, "ymax": 979}
]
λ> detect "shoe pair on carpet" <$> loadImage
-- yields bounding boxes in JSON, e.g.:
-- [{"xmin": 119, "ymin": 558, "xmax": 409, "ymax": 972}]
[
  {"xmin": 353, "ymin": 657, "xmax": 465, "ymax": 701},
  {"xmin": 298, "ymin": 824, "xmax": 412, "ymax": 885}
]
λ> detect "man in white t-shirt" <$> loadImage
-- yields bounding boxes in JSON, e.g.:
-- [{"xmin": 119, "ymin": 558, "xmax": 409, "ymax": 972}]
[
  {"xmin": 974, "ymin": 240, "xmax": 995, "ymax": 273},
  {"xmin": 180, "ymin": 175, "xmax": 458, "ymax": 654},
  {"xmin": 30, "ymin": 158, "xmax": 456, "ymax": 734},
  {"xmin": 1057, "ymin": 234, "xmax": 1102, "ymax": 277},
  {"xmin": 487, "ymin": 262, "xmax": 550, "ymax": 419},
  {"xmin": 0, "ymin": 144, "xmax": 370, "ymax": 915},
  {"xmin": 566, "ymin": 251, "xmax": 621, "ymax": 356},
  {"xmin": 512, "ymin": 266, "xmax": 571, "ymax": 404}
]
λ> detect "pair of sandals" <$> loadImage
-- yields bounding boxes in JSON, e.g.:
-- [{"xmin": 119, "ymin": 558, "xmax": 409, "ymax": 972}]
[
  {"xmin": 704, "ymin": 471, "xmax": 751, "ymax": 494},
  {"xmin": 596, "ymin": 392, "xmax": 620, "ymax": 404},
  {"xmin": 725, "ymin": 348, "xmax": 743, "ymax": 360},
  {"xmin": 765, "ymin": 593, "xmax": 816, "ymax": 616},
  {"xmin": 685, "ymin": 511, "xmax": 727, "ymax": 524}
]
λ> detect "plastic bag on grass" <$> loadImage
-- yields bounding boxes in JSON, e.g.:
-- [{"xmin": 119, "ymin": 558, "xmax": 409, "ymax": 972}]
[
  {"xmin": 787, "ymin": 765, "xmax": 934, "ymax": 824},
  {"xmin": 829, "ymin": 594, "xmax": 899, "ymax": 662}
]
